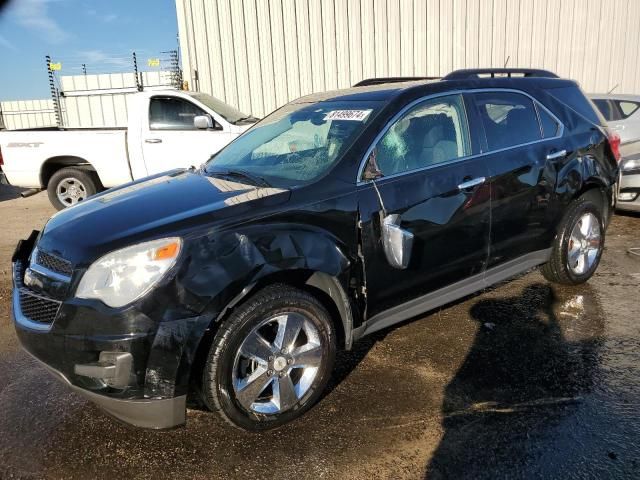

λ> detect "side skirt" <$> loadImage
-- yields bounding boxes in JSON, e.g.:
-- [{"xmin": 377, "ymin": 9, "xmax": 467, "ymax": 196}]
[{"xmin": 353, "ymin": 248, "xmax": 551, "ymax": 339}]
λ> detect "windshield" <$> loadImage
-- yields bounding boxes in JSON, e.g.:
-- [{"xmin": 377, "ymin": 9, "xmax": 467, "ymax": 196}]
[
  {"xmin": 188, "ymin": 92, "xmax": 255, "ymax": 124},
  {"xmin": 205, "ymin": 100, "xmax": 382, "ymax": 187}
]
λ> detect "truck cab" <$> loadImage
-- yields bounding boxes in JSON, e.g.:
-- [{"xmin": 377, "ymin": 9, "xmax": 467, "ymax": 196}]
[{"xmin": 0, "ymin": 90, "xmax": 257, "ymax": 209}]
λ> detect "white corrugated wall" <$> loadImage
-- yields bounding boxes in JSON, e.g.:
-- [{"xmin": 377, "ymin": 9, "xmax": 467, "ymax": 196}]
[{"xmin": 176, "ymin": 0, "xmax": 640, "ymax": 118}]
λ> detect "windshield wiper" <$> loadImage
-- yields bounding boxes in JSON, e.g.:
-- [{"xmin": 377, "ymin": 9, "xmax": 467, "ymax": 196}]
[
  {"xmin": 208, "ymin": 168, "xmax": 271, "ymax": 187},
  {"xmin": 234, "ymin": 116, "xmax": 258, "ymax": 124}
]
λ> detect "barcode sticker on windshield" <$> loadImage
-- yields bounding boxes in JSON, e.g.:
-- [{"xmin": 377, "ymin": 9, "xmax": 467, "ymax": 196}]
[{"xmin": 324, "ymin": 109, "xmax": 372, "ymax": 121}]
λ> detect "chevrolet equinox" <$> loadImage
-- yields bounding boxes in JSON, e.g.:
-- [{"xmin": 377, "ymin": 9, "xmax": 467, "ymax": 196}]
[{"xmin": 12, "ymin": 69, "xmax": 619, "ymax": 431}]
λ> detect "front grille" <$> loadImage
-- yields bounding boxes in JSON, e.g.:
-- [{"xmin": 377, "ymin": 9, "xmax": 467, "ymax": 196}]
[
  {"xmin": 18, "ymin": 289, "xmax": 61, "ymax": 323},
  {"xmin": 14, "ymin": 261, "xmax": 62, "ymax": 325},
  {"xmin": 36, "ymin": 250, "xmax": 73, "ymax": 276}
]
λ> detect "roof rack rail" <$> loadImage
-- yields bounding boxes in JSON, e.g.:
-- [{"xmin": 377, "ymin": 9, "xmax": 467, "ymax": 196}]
[
  {"xmin": 443, "ymin": 68, "xmax": 559, "ymax": 80},
  {"xmin": 353, "ymin": 76, "xmax": 440, "ymax": 87}
]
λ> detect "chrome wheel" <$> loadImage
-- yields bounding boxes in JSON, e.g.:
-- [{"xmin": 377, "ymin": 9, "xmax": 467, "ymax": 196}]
[
  {"xmin": 567, "ymin": 212, "xmax": 601, "ymax": 275},
  {"xmin": 232, "ymin": 312, "xmax": 323, "ymax": 415},
  {"xmin": 56, "ymin": 177, "xmax": 87, "ymax": 206}
]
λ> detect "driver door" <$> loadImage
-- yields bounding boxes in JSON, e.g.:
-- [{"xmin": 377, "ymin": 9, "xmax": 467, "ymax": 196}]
[
  {"xmin": 357, "ymin": 94, "xmax": 492, "ymax": 320},
  {"xmin": 141, "ymin": 96, "xmax": 235, "ymax": 175}
]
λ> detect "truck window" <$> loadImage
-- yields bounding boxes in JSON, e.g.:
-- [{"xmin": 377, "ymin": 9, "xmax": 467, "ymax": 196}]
[{"xmin": 149, "ymin": 97, "xmax": 215, "ymax": 130}]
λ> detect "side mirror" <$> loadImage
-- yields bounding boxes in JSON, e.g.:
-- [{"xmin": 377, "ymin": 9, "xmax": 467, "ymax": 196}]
[
  {"xmin": 362, "ymin": 148, "xmax": 383, "ymax": 181},
  {"xmin": 194, "ymin": 114, "xmax": 213, "ymax": 130},
  {"xmin": 381, "ymin": 214, "xmax": 414, "ymax": 269}
]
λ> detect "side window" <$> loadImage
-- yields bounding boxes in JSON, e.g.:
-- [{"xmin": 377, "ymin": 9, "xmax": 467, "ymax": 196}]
[
  {"xmin": 617, "ymin": 101, "xmax": 640, "ymax": 119},
  {"xmin": 592, "ymin": 99, "xmax": 616, "ymax": 121},
  {"xmin": 538, "ymin": 106, "xmax": 561, "ymax": 138},
  {"xmin": 373, "ymin": 94, "xmax": 470, "ymax": 177},
  {"xmin": 149, "ymin": 97, "xmax": 213, "ymax": 130},
  {"xmin": 473, "ymin": 92, "xmax": 541, "ymax": 150}
]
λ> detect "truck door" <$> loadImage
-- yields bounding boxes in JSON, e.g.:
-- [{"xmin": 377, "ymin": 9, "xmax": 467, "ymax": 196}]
[
  {"xmin": 141, "ymin": 96, "xmax": 235, "ymax": 175},
  {"xmin": 358, "ymin": 94, "xmax": 491, "ymax": 321}
]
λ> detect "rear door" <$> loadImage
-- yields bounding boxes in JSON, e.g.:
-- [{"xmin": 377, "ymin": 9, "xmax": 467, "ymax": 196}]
[
  {"xmin": 470, "ymin": 90, "xmax": 566, "ymax": 267},
  {"xmin": 141, "ymin": 96, "xmax": 235, "ymax": 175},
  {"xmin": 358, "ymin": 94, "xmax": 491, "ymax": 319}
]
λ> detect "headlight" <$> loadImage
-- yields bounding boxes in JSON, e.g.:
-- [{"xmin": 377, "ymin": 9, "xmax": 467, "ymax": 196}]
[
  {"xmin": 76, "ymin": 237, "xmax": 182, "ymax": 308},
  {"xmin": 622, "ymin": 158, "xmax": 640, "ymax": 171}
]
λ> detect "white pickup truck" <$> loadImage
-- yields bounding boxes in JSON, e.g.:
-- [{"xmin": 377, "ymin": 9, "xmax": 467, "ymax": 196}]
[{"xmin": 0, "ymin": 90, "xmax": 257, "ymax": 209}]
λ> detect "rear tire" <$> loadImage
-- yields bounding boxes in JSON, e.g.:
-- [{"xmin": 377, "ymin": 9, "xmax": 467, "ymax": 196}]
[
  {"xmin": 202, "ymin": 284, "xmax": 336, "ymax": 431},
  {"xmin": 541, "ymin": 192, "xmax": 605, "ymax": 285},
  {"xmin": 47, "ymin": 167, "xmax": 99, "ymax": 210}
]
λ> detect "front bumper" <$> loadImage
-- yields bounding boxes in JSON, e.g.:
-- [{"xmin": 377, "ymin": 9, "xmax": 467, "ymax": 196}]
[
  {"xmin": 26, "ymin": 349, "xmax": 186, "ymax": 429},
  {"xmin": 11, "ymin": 234, "xmax": 210, "ymax": 429}
]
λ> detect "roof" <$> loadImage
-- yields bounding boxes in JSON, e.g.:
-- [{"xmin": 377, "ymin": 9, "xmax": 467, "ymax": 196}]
[{"xmin": 292, "ymin": 73, "xmax": 575, "ymax": 105}]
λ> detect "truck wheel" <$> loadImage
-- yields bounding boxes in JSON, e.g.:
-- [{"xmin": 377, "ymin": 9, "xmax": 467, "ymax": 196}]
[
  {"xmin": 541, "ymin": 192, "xmax": 605, "ymax": 285},
  {"xmin": 202, "ymin": 284, "xmax": 336, "ymax": 431},
  {"xmin": 47, "ymin": 167, "xmax": 99, "ymax": 210}
]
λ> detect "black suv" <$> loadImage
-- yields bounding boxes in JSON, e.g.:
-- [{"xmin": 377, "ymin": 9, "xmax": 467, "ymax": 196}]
[{"xmin": 12, "ymin": 69, "xmax": 619, "ymax": 431}]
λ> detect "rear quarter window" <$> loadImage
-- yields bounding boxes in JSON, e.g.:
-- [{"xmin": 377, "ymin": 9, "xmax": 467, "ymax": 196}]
[{"xmin": 618, "ymin": 101, "xmax": 640, "ymax": 119}]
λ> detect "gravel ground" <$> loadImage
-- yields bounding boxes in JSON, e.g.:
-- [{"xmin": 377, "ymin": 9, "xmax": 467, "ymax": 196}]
[{"xmin": 0, "ymin": 187, "xmax": 639, "ymax": 479}]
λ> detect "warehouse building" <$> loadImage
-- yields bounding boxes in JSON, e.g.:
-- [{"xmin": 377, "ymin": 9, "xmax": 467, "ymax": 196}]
[{"xmin": 176, "ymin": 0, "xmax": 640, "ymax": 118}]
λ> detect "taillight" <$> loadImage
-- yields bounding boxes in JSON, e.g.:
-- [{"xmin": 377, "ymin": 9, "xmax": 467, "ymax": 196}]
[
  {"xmin": 0, "ymin": 146, "xmax": 3, "ymax": 166},
  {"xmin": 607, "ymin": 129, "xmax": 621, "ymax": 163}
]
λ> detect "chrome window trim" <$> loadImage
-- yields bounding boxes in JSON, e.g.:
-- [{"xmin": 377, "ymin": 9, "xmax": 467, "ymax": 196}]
[{"xmin": 356, "ymin": 87, "xmax": 566, "ymax": 186}]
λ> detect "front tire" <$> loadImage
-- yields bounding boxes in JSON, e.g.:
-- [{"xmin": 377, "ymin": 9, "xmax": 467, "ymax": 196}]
[
  {"xmin": 541, "ymin": 193, "xmax": 605, "ymax": 285},
  {"xmin": 47, "ymin": 167, "xmax": 99, "ymax": 210},
  {"xmin": 202, "ymin": 284, "xmax": 336, "ymax": 431}
]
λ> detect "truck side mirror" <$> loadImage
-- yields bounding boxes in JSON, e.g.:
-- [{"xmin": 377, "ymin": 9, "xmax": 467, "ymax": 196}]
[{"xmin": 194, "ymin": 114, "xmax": 213, "ymax": 130}]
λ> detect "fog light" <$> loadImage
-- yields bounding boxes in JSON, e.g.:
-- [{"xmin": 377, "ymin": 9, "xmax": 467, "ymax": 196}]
[{"xmin": 618, "ymin": 192, "xmax": 638, "ymax": 202}]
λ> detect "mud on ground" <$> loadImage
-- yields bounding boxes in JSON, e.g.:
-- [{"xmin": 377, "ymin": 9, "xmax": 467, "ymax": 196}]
[{"xmin": 0, "ymin": 189, "xmax": 639, "ymax": 479}]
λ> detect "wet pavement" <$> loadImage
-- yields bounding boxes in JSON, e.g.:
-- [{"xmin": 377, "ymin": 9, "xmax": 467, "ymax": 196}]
[{"xmin": 0, "ymin": 189, "xmax": 639, "ymax": 479}]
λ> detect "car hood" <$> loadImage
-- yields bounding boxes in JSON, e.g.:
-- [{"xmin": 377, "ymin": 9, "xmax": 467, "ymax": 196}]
[{"xmin": 38, "ymin": 170, "xmax": 290, "ymax": 265}]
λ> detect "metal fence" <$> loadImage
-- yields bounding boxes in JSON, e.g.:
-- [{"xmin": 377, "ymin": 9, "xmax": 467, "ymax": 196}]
[{"xmin": 1, "ymin": 71, "xmax": 176, "ymax": 130}]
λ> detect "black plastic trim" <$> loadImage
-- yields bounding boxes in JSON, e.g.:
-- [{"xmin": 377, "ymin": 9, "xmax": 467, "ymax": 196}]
[{"xmin": 355, "ymin": 248, "xmax": 552, "ymax": 338}]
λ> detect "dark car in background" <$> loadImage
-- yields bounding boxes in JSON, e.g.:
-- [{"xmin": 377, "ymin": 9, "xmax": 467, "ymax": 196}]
[{"xmin": 12, "ymin": 69, "xmax": 619, "ymax": 431}]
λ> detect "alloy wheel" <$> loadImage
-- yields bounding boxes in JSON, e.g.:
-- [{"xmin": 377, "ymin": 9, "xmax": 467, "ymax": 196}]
[
  {"xmin": 567, "ymin": 212, "xmax": 601, "ymax": 275},
  {"xmin": 232, "ymin": 312, "xmax": 323, "ymax": 415}
]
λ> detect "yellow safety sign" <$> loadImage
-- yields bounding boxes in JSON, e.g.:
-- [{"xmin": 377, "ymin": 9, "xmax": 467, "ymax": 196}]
[
  {"xmin": 49, "ymin": 62, "xmax": 62, "ymax": 71},
  {"xmin": 147, "ymin": 58, "xmax": 160, "ymax": 67}
]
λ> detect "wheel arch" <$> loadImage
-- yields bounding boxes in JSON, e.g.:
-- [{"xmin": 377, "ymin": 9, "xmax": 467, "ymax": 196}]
[
  {"xmin": 576, "ymin": 177, "xmax": 612, "ymax": 225},
  {"xmin": 179, "ymin": 227, "xmax": 359, "ymax": 395},
  {"xmin": 40, "ymin": 155, "xmax": 98, "ymax": 188}
]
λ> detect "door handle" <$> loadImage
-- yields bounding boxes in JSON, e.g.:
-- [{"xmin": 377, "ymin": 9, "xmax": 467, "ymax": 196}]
[
  {"xmin": 457, "ymin": 177, "xmax": 486, "ymax": 191},
  {"xmin": 145, "ymin": 138, "xmax": 162, "ymax": 144},
  {"xmin": 546, "ymin": 149, "xmax": 567, "ymax": 160}
]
